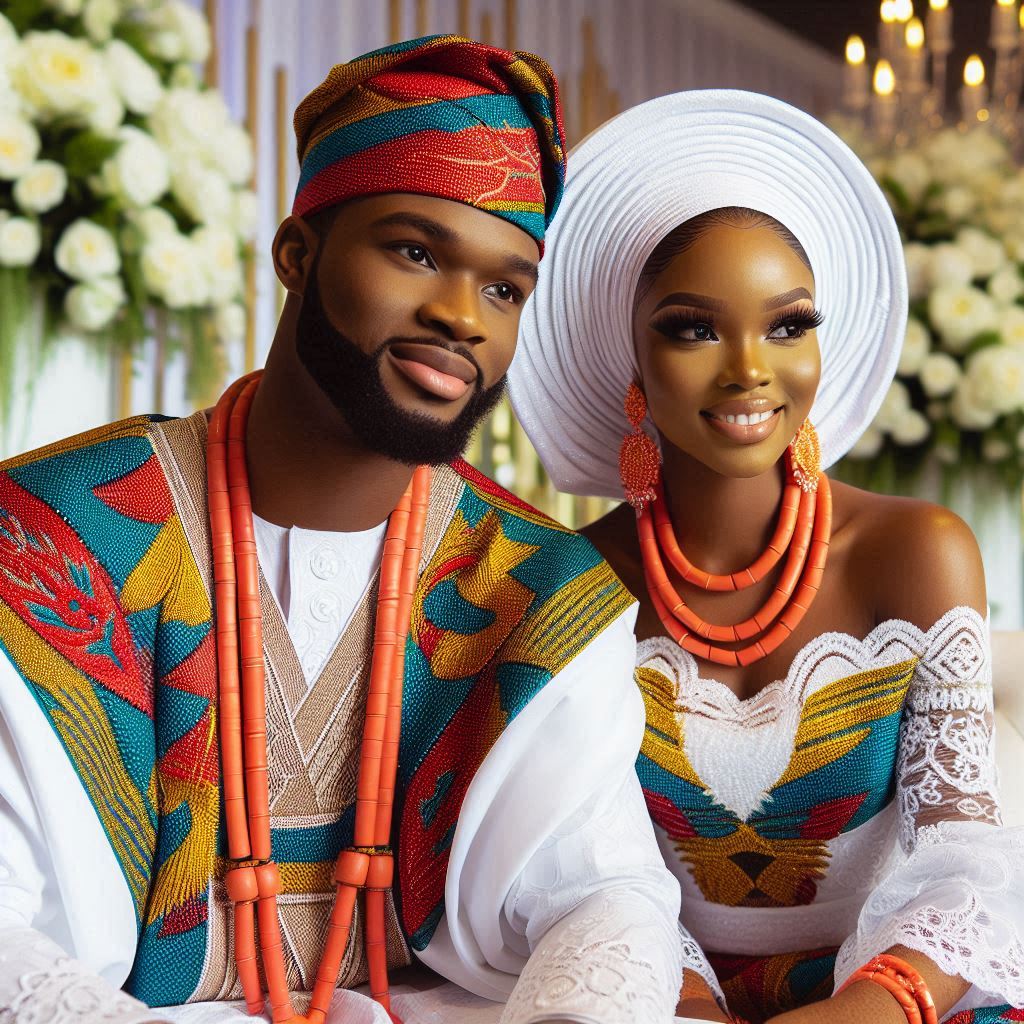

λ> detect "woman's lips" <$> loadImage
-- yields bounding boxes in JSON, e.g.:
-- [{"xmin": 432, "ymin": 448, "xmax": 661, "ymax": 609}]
[
  {"xmin": 387, "ymin": 343, "xmax": 477, "ymax": 401},
  {"xmin": 701, "ymin": 404, "xmax": 784, "ymax": 444}
]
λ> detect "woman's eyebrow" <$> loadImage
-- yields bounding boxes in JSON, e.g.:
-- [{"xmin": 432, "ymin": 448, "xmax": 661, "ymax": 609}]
[
  {"xmin": 651, "ymin": 291, "xmax": 725, "ymax": 313},
  {"xmin": 763, "ymin": 287, "xmax": 812, "ymax": 310}
]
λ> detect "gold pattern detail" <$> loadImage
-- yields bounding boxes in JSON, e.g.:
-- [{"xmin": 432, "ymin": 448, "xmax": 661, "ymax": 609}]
[{"xmin": 789, "ymin": 419, "xmax": 822, "ymax": 494}]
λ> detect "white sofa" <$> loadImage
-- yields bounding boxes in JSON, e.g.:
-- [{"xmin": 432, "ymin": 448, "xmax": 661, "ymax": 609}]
[{"xmin": 992, "ymin": 631, "xmax": 1024, "ymax": 827}]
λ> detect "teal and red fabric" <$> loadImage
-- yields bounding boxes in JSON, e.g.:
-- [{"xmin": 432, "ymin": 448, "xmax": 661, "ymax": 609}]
[{"xmin": 292, "ymin": 34, "xmax": 565, "ymax": 248}]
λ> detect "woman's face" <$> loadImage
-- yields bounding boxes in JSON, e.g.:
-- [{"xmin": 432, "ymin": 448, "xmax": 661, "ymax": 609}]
[{"xmin": 633, "ymin": 223, "xmax": 821, "ymax": 480}]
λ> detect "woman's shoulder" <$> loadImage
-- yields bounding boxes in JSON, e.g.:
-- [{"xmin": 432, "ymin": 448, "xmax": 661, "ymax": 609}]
[{"xmin": 830, "ymin": 478, "xmax": 986, "ymax": 629}]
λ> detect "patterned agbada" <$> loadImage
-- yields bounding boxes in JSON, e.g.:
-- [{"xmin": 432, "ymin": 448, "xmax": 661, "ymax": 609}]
[
  {"xmin": 0, "ymin": 412, "xmax": 630, "ymax": 1006},
  {"xmin": 291, "ymin": 34, "xmax": 566, "ymax": 249}
]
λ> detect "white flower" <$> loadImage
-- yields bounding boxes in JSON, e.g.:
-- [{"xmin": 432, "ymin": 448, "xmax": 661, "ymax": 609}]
[
  {"xmin": 193, "ymin": 225, "xmax": 241, "ymax": 304},
  {"xmin": 13, "ymin": 31, "xmax": 109, "ymax": 122},
  {"xmin": 874, "ymin": 379, "xmax": 911, "ymax": 433},
  {"xmin": 100, "ymin": 126, "xmax": 169, "ymax": 207},
  {"xmin": 0, "ymin": 215, "xmax": 41, "ymax": 266},
  {"xmin": 983, "ymin": 436, "xmax": 1013, "ymax": 462},
  {"xmin": 150, "ymin": 88, "xmax": 229, "ymax": 164},
  {"xmin": 171, "ymin": 158, "xmax": 233, "ymax": 225},
  {"xmin": 104, "ymin": 39, "xmax": 162, "ymax": 115},
  {"xmin": 950, "ymin": 381, "xmax": 998, "ymax": 430},
  {"xmin": 0, "ymin": 112, "xmax": 40, "ymax": 180},
  {"xmin": 83, "ymin": 0, "xmax": 121, "ymax": 42},
  {"xmin": 886, "ymin": 151, "xmax": 930, "ymax": 204},
  {"xmin": 988, "ymin": 264, "xmax": 1023, "ymax": 306},
  {"xmin": 65, "ymin": 274, "xmax": 125, "ymax": 331},
  {"xmin": 168, "ymin": 63, "xmax": 198, "ymax": 90},
  {"xmin": 903, "ymin": 242, "xmax": 932, "ymax": 302},
  {"xmin": 891, "ymin": 408, "xmax": 930, "ymax": 446},
  {"xmin": 144, "ymin": 1, "xmax": 211, "ymax": 63},
  {"xmin": 55, "ymin": 219, "xmax": 120, "ymax": 281},
  {"xmin": 141, "ymin": 231, "xmax": 209, "ymax": 308},
  {"xmin": 998, "ymin": 305, "xmax": 1024, "ymax": 348},
  {"xmin": 215, "ymin": 302, "xmax": 246, "ymax": 346},
  {"xmin": 956, "ymin": 227, "xmax": 1006, "ymax": 280},
  {"xmin": 125, "ymin": 204, "xmax": 178, "ymax": 242},
  {"xmin": 847, "ymin": 427, "xmax": 884, "ymax": 460},
  {"xmin": 965, "ymin": 345, "xmax": 1024, "ymax": 414},
  {"xmin": 85, "ymin": 83, "xmax": 123, "ymax": 135},
  {"xmin": 45, "ymin": 0, "xmax": 84, "ymax": 14},
  {"xmin": 928, "ymin": 243, "xmax": 974, "ymax": 289},
  {"xmin": 919, "ymin": 352, "xmax": 962, "ymax": 398},
  {"xmin": 897, "ymin": 317, "xmax": 930, "ymax": 376},
  {"xmin": 234, "ymin": 188, "xmax": 258, "ymax": 241},
  {"xmin": 13, "ymin": 160, "xmax": 67, "ymax": 213},
  {"xmin": 926, "ymin": 400, "xmax": 948, "ymax": 421},
  {"xmin": 219, "ymin": 124, "xmax": 253, "ymax": 187},
  {"xmin": 928, "ymin": 284, "xmax": 998, "ymax": 353},
  {"xmin": 938, "ymin": 184, "xmax": 976, "ymax": 222}
]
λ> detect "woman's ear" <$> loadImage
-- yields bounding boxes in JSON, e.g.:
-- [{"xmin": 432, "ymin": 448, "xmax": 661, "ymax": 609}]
[{"xmin": 272, "ymin": 215, "xmax": 319, "ymax": 296}]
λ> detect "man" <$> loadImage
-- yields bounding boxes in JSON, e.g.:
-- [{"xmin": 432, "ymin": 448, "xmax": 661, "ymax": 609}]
[{"xmin": 0, "ymin": 36, "xmax": 681, "ymax": 1024}]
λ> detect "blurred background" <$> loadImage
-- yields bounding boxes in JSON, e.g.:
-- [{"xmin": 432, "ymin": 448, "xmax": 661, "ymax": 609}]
[{"xmin": 3, "ymin": 0, "xmax": 1024, "ymax": 624}]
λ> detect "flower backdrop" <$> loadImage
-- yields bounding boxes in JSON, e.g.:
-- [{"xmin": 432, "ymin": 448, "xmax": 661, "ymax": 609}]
[{"xmin": 0, "ymin": 0, "xmax": 253, "ymax": 425}]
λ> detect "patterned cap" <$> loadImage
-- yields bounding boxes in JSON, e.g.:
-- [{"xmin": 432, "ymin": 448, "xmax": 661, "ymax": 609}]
[{"xmin": 292, "ymin": 34, "xmax": 566, "ymax": 250}]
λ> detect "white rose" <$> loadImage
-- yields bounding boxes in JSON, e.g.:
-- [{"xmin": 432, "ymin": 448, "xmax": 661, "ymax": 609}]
[
  {"xmin": 65, "ymin": 274, "xmax": 125, "ymax": 331},
  {"xmin": 988, "ymin": 264, "xmax": 1023, "ymax": 306},
  {"xmin": 215, "ymin": 302, "xmax": 246, "ymax": 346},
  {"xmin": 150, "ymin": 88, "xmax": 229, "ymax": 163},
  {"xmin": 847, "ymin": 426, "xmax": 884, "ymax": 460},
  {"xmin": 0, "ymin": 112, "xmax": 40, "ymax": 180},
  {"xmin": 998, "ymin": 305, "xmax": 1024, "ymax": 347},
  {"xmin": 951, "ymin": 381, "xmax": 998, "ymax": 430},
  {"xmin": 145, "ymin": 1, "xmax": 211, "ymax": 63},
  {"xmin": 45, "ymin": 0, "xmax": 84, "ymax": 14},
  {"xmin": 55, "ymin": 218, "xmax": 121, "ymax": 281},
  {"xmin": 891, "ymin": 408, "xmax": 930, "ymax": 446},
  {"xmin": 886, "ymin": 151, "xmax": 930, "ymax": 205},
  {"xmin": 171, "ymin": 158, "xmax": 233, "ymax": 225},
  {"xmin": 903, "ymin": 242, "xmax": 932, "ymax": 302},
  {"xmin": 928, "ymin": 284, "xmax": 998, "ymax": 353},
  {"xmin": 983, "ymin": 436, "xmax": 1013, "ymax": 462},
  {"xmin": 965, "ymin": 345, "xmax": 1024, "ymax": 414},
  {"xmin": 919, "ymin": 352, "xmax": 962, "ymax": 398},
  {"xmin": 141, "ymin": 231, "xmax": 209, "ymax": 308},
  {"xmin": 104, "ymin": 39, "xmax": 162, "ymax": 115},
  {"xmin": 13, "ymin": 160, "xmax": 67, "ymax": 213},
  {"xmin": 85, "ymin": 83, "xmax": 124, "ymax": 136},
  {"xmin": 0, "ymin": 215, "xmax": 41, "ymax": 266},
  {"xmin": 193, "ymin": 225, "xmax": 241, "ymax": 304},
  {"xmin": 897, "ymin": 317, "xmax": 930, "ymax": 376},
  {"xmin": 0, "ymin": 19, "xmax": 20, "ymax": 115},
  {"xmin": 874, "ymin": 379, "xmax": 911, "ymax": 433},
  {"xmin": 956, "ymin": 227, "xmax": 1006, "ymax": 280},
  {"xmin": 219, "ymin": 124, "xmax": 253, "ymax": 187},
  {"xmin": 125, "ymin": 204, "xmax": 178, "ymax": 242},
  {"xmin": 233, "ymin": 188, "xmax": 258, "ymax": 241},
  {"xmin": 928, "ymin": 243, "xmax": 974, "ymax": 289},
  {"xmin": 13, "ymin": 31, "xmax": 109, "ymax": 121},
  {"xmin": 168, "ymin": 63, "xmax": 198, "ymax": 89},
  {"xmin": 938, "ymin": 184, "xmax": 976, "ymax": 222},
  {"xmin": 100, "ymin": 126, "xmax": 169, "ymax": 207},
  {"xmin": 82, "ymin": 0, "xmax": 121, "ymax": 42}
]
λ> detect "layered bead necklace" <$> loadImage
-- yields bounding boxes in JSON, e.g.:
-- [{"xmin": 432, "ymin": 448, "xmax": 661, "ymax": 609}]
[
  {"xmin": 631, "ymin": 408, "xmax": 833, "ymax": 667},
  {"xmin": 207, "ymin": 371, "xmax": 431, "ymax": 1024}
]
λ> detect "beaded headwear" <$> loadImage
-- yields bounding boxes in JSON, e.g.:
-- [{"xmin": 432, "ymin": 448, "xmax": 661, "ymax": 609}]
[{"xmin": 292, "ymin": 34, "xmax": 566, "ymax": 251}]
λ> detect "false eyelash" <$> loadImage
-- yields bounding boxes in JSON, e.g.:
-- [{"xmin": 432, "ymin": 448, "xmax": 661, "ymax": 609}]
[
  {"xmin": 650, "ymin": 308, "xmax": 719, "ymax": 339},
  {"xmin": 767, "ymin": 306, "xmax": 825, "ymax": 336}
]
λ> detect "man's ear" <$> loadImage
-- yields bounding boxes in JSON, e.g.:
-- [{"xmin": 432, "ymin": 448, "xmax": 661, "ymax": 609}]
[{"xmin": 272, "ymin": 215, "xmax": 319, "ymax": 295}]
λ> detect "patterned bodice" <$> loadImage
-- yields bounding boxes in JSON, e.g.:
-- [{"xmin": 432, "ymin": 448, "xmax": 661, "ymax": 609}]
[{"xmin": 636, "ymin": 609, "xmax": 998, "ymax": 956}]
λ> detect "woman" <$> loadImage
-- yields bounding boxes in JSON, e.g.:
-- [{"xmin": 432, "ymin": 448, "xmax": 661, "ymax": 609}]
[{"xmin": 510, "ymin": 91, "xmax": 1023, "ymax": 1024}]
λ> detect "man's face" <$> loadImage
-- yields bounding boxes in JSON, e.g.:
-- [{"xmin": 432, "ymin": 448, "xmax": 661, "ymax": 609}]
[{"xmin": 291, "ymin": 193, "xmax": 540, "ymax": 465}]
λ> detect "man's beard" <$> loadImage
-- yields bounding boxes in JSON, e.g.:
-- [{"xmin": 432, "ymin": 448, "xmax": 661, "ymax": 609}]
[{"xmin": 294, "ymin": 270, "xmax": 507, "ymax": 466}]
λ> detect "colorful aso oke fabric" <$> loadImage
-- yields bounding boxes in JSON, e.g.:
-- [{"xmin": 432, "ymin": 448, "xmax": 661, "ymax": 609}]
[
  {"xmin": 292, "ymin": 35, "xmax": 565, "ymax": 249},
  {"xmin": 0, "ymin": 417, "xmax": 628, "ymax": 1004},
  {"xmin": 509, "ymin": 90, "xmax": 908, "ymax": 497}
]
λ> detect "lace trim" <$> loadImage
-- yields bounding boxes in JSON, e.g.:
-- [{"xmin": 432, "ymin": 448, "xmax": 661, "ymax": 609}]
[
  {"xmin": 834, "ymin": 822, "xmax": 1024, "ymax": 1006},
  {"xmin": 0, "ymin": 927, "xmax": 157, "ymax": 1024},
  {"xmin": 499, "ymin": 889, "xmax": 681, "ymax": 1024}
]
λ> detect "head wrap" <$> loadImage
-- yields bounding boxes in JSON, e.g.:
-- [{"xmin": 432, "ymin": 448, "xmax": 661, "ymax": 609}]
[
  {"xmin": 292, "ymin": 34, "xmax": 565, "ymax": 250},
  {"xmin": 508, "ymin": 89, "xmax": 907, "ymax": 498}
]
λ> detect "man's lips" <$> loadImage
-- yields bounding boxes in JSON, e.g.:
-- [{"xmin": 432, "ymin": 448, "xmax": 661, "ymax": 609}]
[
  {"xmin": 387, "ymin": 343, "xmax": 478, "ymax": 402},
  {"xmin": 700, "ymin": 399, "xmax": 785, "ymax": 444}
]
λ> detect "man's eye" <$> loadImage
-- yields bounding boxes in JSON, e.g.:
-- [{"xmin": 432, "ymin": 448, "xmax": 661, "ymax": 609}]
[
  {"xmin": 487, "ymin": 282, "xmax": 519, "ymax": 304},
  {"xmin": 393, "ymin": 243, "xmax": 433, "ymax": 266}
]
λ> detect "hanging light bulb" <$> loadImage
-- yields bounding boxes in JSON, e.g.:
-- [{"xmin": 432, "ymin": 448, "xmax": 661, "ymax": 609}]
[
  {"xmin": 964, "ymin": 54, "xmax": 986, "ymax": 85},
  {"xmin": 875, "ymin": 58, "xmax": 897, "ymax": 94},
  {"xmin": 846, "ymin": 35, "xmax": 867, "ymax": 64},
  {"xmin": 893, "ymin": 0, "xmax": 915, "ymax": 22}
]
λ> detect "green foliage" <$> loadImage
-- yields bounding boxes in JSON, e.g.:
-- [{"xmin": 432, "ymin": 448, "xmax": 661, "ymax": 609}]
[{"xmin": 62, "ymin": 131, "xmax": 120, "ymax": 180}]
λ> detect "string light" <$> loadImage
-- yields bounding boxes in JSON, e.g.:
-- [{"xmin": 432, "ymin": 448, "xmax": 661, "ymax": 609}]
[
  {"xmin": 875, "ymin": 59, "xmax": 896, "ymax": 95},
  {"xmin": 906, "ymin": 16, "xmax": 925, "ymax": 47},
  {"xmin": 964, "ymin": 54, "xmax": 986, "ymax": 86},
  {"xmin": 846, "ymin": 35, "xmax": 867, "ymax": 64}
]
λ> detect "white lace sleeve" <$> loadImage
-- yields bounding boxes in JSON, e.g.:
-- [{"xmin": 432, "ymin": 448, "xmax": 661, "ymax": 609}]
[
  {"xmin": 498, "ymin": 768, "xmax": 689, "ymax": 1024},
  {"xmin": 835, "ymin": 607, "xmax": 1024, "ymax": 1006}
]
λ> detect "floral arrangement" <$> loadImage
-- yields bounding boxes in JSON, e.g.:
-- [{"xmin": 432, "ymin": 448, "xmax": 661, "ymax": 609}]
[
  {"xmin": 833, "ymin": 121, "xmax": 1024, "ymax": 491},
  {"xmin": 0, "ymin": 0, "xmax": 254, "ymax": 414}
]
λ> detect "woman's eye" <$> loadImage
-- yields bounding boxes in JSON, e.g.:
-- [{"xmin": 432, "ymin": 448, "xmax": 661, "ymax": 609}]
[
  {"xmin": 767, "ymin": 323, "xmax": 805, "ymax": 340},
  {"xmin": 486, "ymin": 282, "xmax": 518, "ymax": 304}
]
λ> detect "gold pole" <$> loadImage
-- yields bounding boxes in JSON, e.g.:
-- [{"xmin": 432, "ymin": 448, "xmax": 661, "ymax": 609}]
[
  {"xmin": 503, "ymin": 0, "xmax": 517, "ymax": 49},
  {"xmin": 153, "ymin": 311, "xmax": 166, "ymax": 412},
  {"xmin": 389, "ymin": 0, "xmax": 402, "ymax": 43},
  {"xmin": 458, "ymin": 0, "xmax": 471, "ymax": 38},
  {"xmin": 117, "ymin": 351, "xmax": 133, "ymax": 419},
  {"xmin": 415, "ymin": 0, "xmax": 429, "ymax": 37},
  {"xmin": 244, "ymin": 2, "xmax": 259, "ymax": 371},
  {"xmin": 204, "ymin": 0, "xmax": 219, "ymax": 87},
  {"xmin": 480, "ymin": 10, "xmax": 494, "ymax": 45},
  {"xmin": 275, "ymin": 64, "xmax": 289, "ymax": 313}
]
